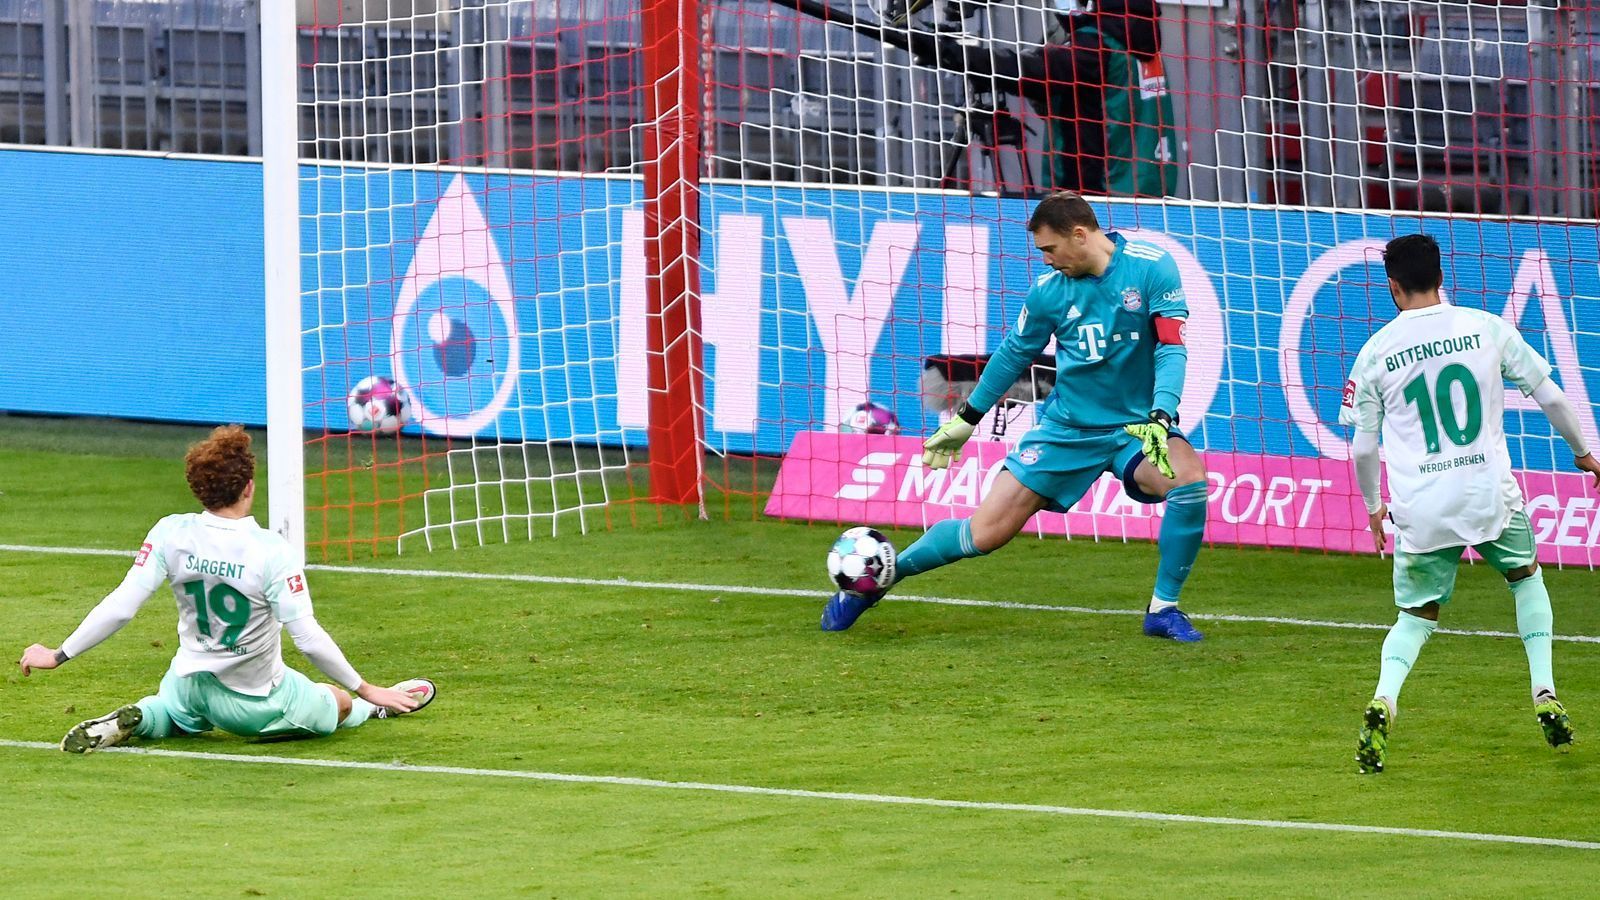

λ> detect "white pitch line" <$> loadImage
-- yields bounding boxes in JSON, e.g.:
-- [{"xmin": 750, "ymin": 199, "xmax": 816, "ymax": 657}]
[
  {"xmin": 4, "ymin": 543, "xmax": 1598, "ymax": 645},
  {"xmin": 0, "ymin": 739, "xmax": 1593, "ymax": 851}
]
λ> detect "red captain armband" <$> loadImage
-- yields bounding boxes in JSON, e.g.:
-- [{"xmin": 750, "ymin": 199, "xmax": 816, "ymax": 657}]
[{"xmin": 1153, "ymin": 315, "xmax": 1187, "ymax": 345}]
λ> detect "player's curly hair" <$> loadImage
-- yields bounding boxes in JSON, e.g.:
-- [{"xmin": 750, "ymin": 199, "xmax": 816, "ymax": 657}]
[
  {"xmin": 1027, "ymin": 191, "xmax": 1101, "ymax": 235},
  {"xmin": 185, "ymin": 425, "xmax": 255, "ymax": 510}
]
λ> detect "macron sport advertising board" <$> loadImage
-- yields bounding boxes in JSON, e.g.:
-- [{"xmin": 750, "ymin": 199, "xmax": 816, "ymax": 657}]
[{"xmin": 2, "ymin": 147, "xmax": 1598, "ymax": 562}]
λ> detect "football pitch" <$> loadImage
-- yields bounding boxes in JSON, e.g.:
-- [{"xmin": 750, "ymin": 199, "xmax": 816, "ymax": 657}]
[{"xmin": 3, "ymin": 417, "xmax": 1599, "ymax": 897}]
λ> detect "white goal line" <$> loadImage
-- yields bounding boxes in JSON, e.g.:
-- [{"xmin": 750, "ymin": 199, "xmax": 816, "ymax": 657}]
[
  {"xmin": 3, "ymin": 543, "xmax": 1598, "ymax": 645},
  {"xmin": 1, "ymin": 739, "xmax": 1594, "ymax": 851}
]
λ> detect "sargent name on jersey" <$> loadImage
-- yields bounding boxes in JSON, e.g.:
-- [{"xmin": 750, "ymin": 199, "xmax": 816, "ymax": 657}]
[{"xmin": 184, "ymin": 555, "xmax": 245, "ymax": 579}]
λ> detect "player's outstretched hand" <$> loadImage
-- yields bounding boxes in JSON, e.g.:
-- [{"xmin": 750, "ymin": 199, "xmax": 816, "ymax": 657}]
[
  {"xmin": 1578, "ymin": 452, "xmax": 1600, "ymax": 490},
  {"xmin": 17, "ymin": 644, "xmax": 59, "ymax": 677},
  {"xmin": 1369, "ymin": 504, "xmax": 1389, "ymax": 554},
  {"xmin": 1125, "ymin": 412, "xmax": 1175, "ymax": 480},
  {"xmin": 357, "ymin": 682, "xmax": 422, "ymax": 714},
  {"xmin": 922, "ymin": 417, "xmax": 975, "ymax": 470}
]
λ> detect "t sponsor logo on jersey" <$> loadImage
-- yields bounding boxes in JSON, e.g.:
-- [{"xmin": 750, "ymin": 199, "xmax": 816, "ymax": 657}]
[
  {"xmin": 287, "ymin": 574, "xmax": 306, "ymax": 594},
  {"xmin": 1121, "ymin": 288, "xmax": 1143, "ymax": 312},
  {"xmin": 1078, "ymin": 322, "xmax": 1108, "ymax": 361},
  {"xmin": 133, "ymin": 543, "xmax": 152, "ymax": 567},
  {"xmin": 1341, "ymin": 379, "xmax": 1356, "ymax": 410}
]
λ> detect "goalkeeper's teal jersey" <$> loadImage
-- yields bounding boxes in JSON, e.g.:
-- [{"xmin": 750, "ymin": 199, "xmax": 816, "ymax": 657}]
[{"xmin": 970, "ymin": 233, "xmax": 1188, "ymax": 430}]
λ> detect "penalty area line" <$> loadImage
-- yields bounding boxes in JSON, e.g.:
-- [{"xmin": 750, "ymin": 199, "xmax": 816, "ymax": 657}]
[
  {"xmin": 1, "ymin": 740, "xmax": 1595, "ymax": 851},
  {"xmin": 4, "ymin": 542, "xmax": 1599, "ymax": 645}
]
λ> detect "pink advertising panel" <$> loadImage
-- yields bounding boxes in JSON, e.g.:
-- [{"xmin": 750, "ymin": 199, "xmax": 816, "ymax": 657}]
[{"xmin": 766, "ymin": 432, "xmax": 1600, "ymax": 566}]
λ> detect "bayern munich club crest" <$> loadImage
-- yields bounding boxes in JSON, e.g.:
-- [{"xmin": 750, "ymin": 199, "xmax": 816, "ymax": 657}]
[
  {"xmin": 389, "ymin": 174, "xmax": 521, "ymax": 437},
  {"xmin": 1121, "ymin": 287, "xmax": 1143, "ymax": 311}
]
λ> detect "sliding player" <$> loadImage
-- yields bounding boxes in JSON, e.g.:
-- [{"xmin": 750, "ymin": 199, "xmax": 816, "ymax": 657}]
[
  {"xmin": 17, "ymin": 425, "xmax": 435, "ymax": 752},
  {"xmin": 822, "ymin": 191, "xmax": 1209, "ymax": 641},
  {"xmin": 1342, "ymin": 233, "xmax": 1600, "ymax": 773}
]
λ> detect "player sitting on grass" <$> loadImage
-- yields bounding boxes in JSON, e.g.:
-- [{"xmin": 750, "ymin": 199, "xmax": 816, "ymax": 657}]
[
  {"xmin": 1342, "ymin": 234, "xmax": 1600, "ymax": 774},
  {"xmin": 822, "ymin": 191, "xmax": 1209, "ymax": 641},
  {"xmin": 16, "ymin": 425, "xmax": 435, "ymax": 753}
]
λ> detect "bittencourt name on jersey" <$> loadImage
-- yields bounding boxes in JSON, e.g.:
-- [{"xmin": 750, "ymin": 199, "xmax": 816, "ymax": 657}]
[{"xmin": 1383, "ymin": 334, "xmax": 1482, "ymax": 373}]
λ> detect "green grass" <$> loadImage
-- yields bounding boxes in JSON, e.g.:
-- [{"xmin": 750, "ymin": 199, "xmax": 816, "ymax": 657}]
[{"xmin": 4, "ymin": 416, "xmax": 1600, "ymax": 897}]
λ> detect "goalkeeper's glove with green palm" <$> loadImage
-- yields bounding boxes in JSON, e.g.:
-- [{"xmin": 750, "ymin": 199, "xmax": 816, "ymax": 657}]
[
  {"xmin": 1124, "ymin": 410, "xmax": 1177, "ymax": 480},
  {"xmin": 922, "ymin": 403, "xmax": 981, "ymax": 469}
]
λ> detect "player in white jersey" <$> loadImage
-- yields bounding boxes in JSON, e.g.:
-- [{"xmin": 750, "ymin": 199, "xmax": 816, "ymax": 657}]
[
  {"xmin": 1339, "ymin": 234, "xmax": 1600, "ymax": 773},
  {"xmin": 17, "ymin": 426, "xmax": 436, "ymax": 752}
]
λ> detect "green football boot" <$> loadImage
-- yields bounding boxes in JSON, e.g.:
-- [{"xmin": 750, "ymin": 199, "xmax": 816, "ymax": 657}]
[
  {"xmin": 1356, "ymin": 698, "xmax": 1391, "ymax": 774},
  {"xmin": 1534, "ymin": 695, "xmax": 1574, "ymax": 751},
  {"xmin": 61, "ymin": 704, "xmax": 142, "ymax": 754}
]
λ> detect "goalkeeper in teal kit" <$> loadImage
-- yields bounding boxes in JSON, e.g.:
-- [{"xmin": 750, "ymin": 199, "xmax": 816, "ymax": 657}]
[{"xmin": 822, "ymin": 191, "xmax": 1209, "ymax": 641}]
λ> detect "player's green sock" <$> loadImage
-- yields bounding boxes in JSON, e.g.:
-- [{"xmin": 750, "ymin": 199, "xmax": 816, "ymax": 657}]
[
  {"xmin": 339, "ymin": 698, "xmax": 375, "ymax": 729},
  {"xmin": 1374, "ymin": 611, "xmax": 1436, "ymax": 703},
  {"xmin": 1153, "ymin": 480, "xmax": 1208, "ymax": 602},
  {"xmin": 134, "ymin": 696, "xmax": 177, "ymax": 738},
  {"xmin": 1512, "ymin": 571, "xmax": 1555, "ymax": 697},
  {"xmin": 892, "ymin": 518, "xmax": 987, "ymax": 584}
]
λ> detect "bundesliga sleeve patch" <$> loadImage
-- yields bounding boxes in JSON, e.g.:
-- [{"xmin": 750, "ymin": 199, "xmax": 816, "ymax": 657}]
[
  {"xmin": 1341, "ymin": 379, "xmax": 1357, "ymax": 409},
  {"xmin": 287, "ymin": 574, "xmax": 307, "ymax": 594},
  {"xmin": 133, "ymin": 543, "xmax": 152, "ymax": 567},
  {"xmin": 1153, "ymin": 316, "xmax": 1186, "ymax": 345}
]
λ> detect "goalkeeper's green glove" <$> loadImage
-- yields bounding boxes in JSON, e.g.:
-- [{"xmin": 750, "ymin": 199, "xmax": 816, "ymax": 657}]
[
  {"xmin": 922, "ymin": 403, "xmax": 981, "ymax": 470},
  {"xmin": 1124, "ymin": 411, "xmax": 1176, "ymax": 480}
]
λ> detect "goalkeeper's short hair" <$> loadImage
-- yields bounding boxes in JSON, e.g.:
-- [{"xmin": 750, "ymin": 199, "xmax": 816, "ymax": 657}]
[{"xmin": 1027, "ymin": 191, "xmax": 1101, "ymax": 235}]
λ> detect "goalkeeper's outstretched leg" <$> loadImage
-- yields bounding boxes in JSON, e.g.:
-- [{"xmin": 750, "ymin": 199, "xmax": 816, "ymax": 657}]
[{"xmin": 820, "ymin": 471, "xmax": 1050, "ymax": 632}]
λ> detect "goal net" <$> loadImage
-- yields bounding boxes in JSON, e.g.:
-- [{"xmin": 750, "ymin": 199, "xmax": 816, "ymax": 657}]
[{"xmin": 272, "ymin": 0, "xmax": 1600, "ymax": 568}]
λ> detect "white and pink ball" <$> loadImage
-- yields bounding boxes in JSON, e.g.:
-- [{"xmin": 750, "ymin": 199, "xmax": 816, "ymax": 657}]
[
  {"xmin": 346, "ymin": 375, "xmax": 413, "ymax": 434},
  {"xmin": 826, "ymin": 526, "xmax": 897, "ymax": 595},
  {"xmin": 840, "ymin": 401, "xmax": 900, "ymax": 435}
]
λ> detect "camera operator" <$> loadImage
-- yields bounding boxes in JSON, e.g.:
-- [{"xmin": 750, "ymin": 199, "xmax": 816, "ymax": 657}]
[{"xmin": 909, "ymin": 0, "xmax": 1179, "ymax": 197}]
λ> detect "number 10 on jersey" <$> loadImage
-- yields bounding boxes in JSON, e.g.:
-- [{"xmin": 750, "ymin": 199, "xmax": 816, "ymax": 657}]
[{"xmin": 1402, "ymin": 363, "xmax": 1483, "ymax": 454}]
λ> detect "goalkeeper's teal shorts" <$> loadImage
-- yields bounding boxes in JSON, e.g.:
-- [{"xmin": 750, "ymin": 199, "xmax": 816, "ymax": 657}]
[
  {"xmin": 137, "ymin": 666, "xmax": 340, "ymax": 738},
  {"xmin": 1004, "ymin": 423, "xmax": 1188, "ymax": 512}
]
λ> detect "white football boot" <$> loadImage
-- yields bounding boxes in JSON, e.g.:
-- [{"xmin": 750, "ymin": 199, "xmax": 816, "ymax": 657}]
[
  {"xmin": 61, "ymin": 704, "xmax": 143, "ymax": 754},
  {"xmin": 373, "ymin": 678, "xmax": 436, "ymax": 719}
]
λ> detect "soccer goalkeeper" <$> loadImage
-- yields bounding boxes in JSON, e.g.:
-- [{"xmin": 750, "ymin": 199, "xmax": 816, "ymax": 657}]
[
  {"xmin": 822, "ymin": 191, "xmax": 1208, "ymax": 640},
  {"xmin": 17, "ymin": 425, "xmax": 435, "ymax": 752}
]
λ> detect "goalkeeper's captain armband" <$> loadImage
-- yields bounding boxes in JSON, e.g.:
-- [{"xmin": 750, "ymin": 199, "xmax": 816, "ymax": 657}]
[{"xmin": 1153, "ymin": 316, "xmax": 1186, "ymax": 345}]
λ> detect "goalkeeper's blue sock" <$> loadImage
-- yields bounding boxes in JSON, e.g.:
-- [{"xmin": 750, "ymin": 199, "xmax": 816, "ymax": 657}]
[
  {"xmin": 339, "ymin": 698, "xmax": 375, "ymax": 729},
  {"xmin": 1152, "ymin": 480, "xmax": 1208, "ymax": 604},
  {"xmin": 892, "ymin": 518, "xmax": 986, "ymax": 585}
]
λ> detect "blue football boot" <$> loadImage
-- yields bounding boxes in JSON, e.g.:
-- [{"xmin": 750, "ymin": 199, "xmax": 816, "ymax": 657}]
[
  {"xmin": 821, "ymin": 590, "xmax": 883, "ymax": 631},
  {"xmin": 1143, "ymin": 606, "xmax": 1204, "ymax": 642}
]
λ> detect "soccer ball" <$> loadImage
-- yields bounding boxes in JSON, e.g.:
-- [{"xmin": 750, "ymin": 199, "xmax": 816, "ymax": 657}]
[
  {"xmin": 840, "ymin": 401, "xmax": 900, "ymax": 435},
  {"xmin": 826, "ymin": 526, "xmax": 897, "ymax": 595},
  {"xmin": 346, "ymin": 375, "xmax": 413, "ymax": 434}
]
